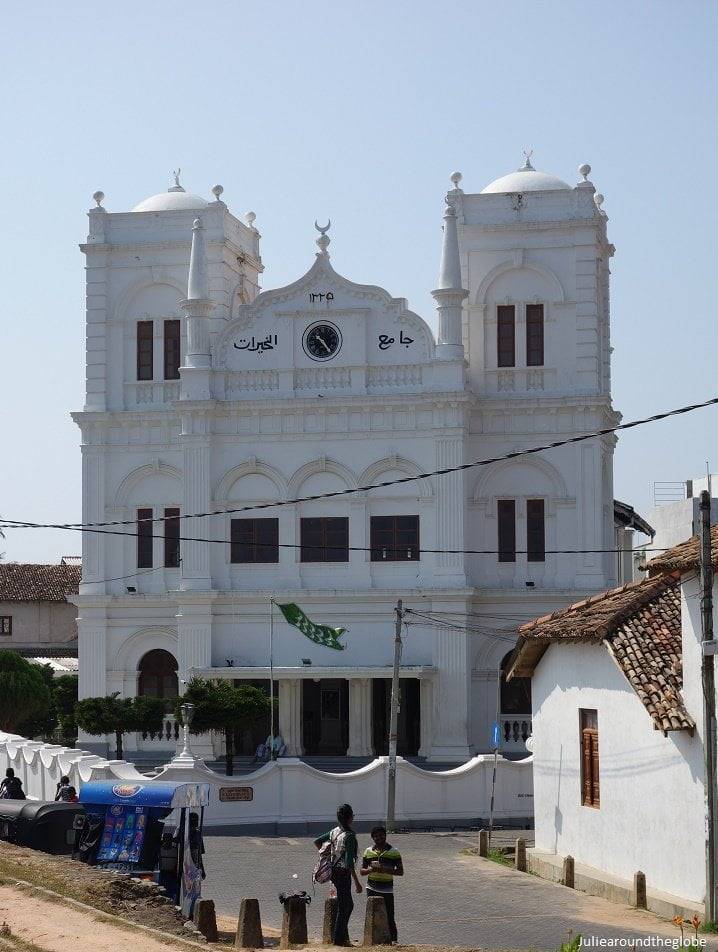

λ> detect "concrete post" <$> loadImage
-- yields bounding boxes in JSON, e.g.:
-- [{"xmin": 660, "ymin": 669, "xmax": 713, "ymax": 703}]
[
  {"xmin": 194, "ymin": 898, "xmax": 218, "ymax": 942},
  {"xmin": 479, "ymin": 829, "xmax": 488, "ymax": 857},
  {"xmin": 633, "ymin": 870, "xmax": 647, "ymax": 909},
  {"xmin": 235, "ymin": 898, "xmax": 264, "ymax": 948},
  {"xmin": 363, "ymin": 895, "xmax": 391, "ymax": 946},
  {"xmin": 280, "ymin": 898, "xmax": 308, "ymax": 948},
  {"xmin": 322, "ymin": 897, "xmax": 337, "ymax": 944},
  {"xmin": 562, "ymin": 855, "xmax": 575, "ymax": 889},
  {"xmin": 514, "ymin": 837, "xmax": 526, "ymax": 872}
]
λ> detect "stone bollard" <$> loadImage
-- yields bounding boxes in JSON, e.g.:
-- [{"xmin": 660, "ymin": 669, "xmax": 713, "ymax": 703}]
[
  {"xmin": 235, "ymin": 898, "xmax": 264, "ymax": 949},
  {"xmin": 562, "ymin": 855, "xmax": 575, "ymax": 889},
  {"xmin": 194, "ymin": 898, "xmax": 219, "ymax": 943},
  {"xmin": 514, "ymin": 837, "xmax": 527, "ymax": 872},
  {"xmin": 633, "ymin": 870, "xmax": 647, "ymax": 909},
  {"xmin": 280, "ymin": 897, "xmax": 308, "ymax": 948},
  {"xmin": 363, "ymin": 895, "xmax": 391, "ymax": 947},
  {"xmin": 479, "ymin": 829, "xmax": 489, "ymax": 857},
  {"xmin": 322, "ymin": 897, "xmax": 337, "ymax": 944}
]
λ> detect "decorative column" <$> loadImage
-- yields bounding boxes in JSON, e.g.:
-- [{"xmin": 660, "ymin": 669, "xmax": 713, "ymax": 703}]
[
  {"xmin": 175, "ymin": 599, "xmax": 215, "ymax": 758},
  {"xmin": 180, "ymin": 427, "xmax": 212, "ymax": 590},
  {"xmin": 347, "ymin": 678, "xmax": 374, "ymax": 757},
  {"xmin": 278, "ymin": 679, "xmax": 304, "ymax": 756},
  {"xmin": 434, "ymin": 436, "xmax": 466, "ymax": 584},
  {"xmin": 76, "ymin": 605, "xmax": 108, "ymax": 753},
  {"xmin": 418, "ymin": 678, "xmax": 434, "ymax": 758},
  {"xmin": 429, "ymin": 624, "xmax": 471, "ymax": 762}
]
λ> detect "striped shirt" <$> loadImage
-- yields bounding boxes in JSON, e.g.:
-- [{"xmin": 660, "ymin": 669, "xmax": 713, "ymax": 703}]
[{"xmin": 361, "ymin": 843, "xmax": 403, "ymax": 894}]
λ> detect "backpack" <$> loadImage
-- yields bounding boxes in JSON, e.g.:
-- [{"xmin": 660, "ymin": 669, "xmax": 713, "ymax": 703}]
[{"xmin": 312, "ymin": 827, "xmax": 341, "ymax": 885}]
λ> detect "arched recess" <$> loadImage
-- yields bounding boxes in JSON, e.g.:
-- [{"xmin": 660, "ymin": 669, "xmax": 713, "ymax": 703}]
[
  {"xmin": 114, "ymin": 461, "xmax": 183, "ymax": 508},
  {"xmin": 472, "ymin": 454, "xmax": 569, "ymax": 505},
  {"xmin": 358, "ymin": 456, "xmax": 434, "ymax": 498},
  {"xmin": 214, "ymin": 459, "xmax": 288, "ymax": 502},
  {"xmin": 474, "ymin": 260, "xmax": 565, "ymax": 307},
  {"xmin": 138, "ymin": 649, "xmax": 178, "ymax": 698},
  {"xmin": 113, "ymin": 275, "xmax": 187, "ymax": 322},
  {"xmin": 499, "ymin": 650, "xmax": 531, "ymax": 716},
  {"xmin": 113, "ymin": 626, "xmax": 178, "ymax": 677},
  {"xmin": 288, "ymin": 457, "xmax": 359, "ymax": 499}
]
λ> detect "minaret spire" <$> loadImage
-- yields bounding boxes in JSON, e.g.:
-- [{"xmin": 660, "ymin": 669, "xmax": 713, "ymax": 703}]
[
  {"xmin": 181, "ymin": 218, "xmax": 213, "ymax": 398},
  {"xmin": 187, "ymin": 217, "xmax": 209, "ymax": 301},
  {"xmin": 432, "ymin": 193, "xmax": 468, "ymax": 357},
  {"xmin": 437, "ymin": 201, "xmax": 463, "ymax": 291}
]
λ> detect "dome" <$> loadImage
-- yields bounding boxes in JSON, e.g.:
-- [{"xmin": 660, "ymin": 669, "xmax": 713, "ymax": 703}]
[
  {"xmin": 132, "ymin": 185, "xmax": 209, "ymax": 213},
  {"xmin": 481, "ymin": 166, "xmax": 571, "ymax": 194}
]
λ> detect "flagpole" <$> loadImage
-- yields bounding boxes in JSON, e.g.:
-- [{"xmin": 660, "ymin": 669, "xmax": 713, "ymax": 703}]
[{"xmin": 269, "ymin": 595, "xmax": 275, "ymax": 760}]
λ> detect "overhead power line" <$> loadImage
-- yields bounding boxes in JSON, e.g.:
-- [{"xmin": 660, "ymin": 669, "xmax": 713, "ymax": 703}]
[{"xmin": 2, "ymin": 394, "xmax": 716, "ymax": 533}]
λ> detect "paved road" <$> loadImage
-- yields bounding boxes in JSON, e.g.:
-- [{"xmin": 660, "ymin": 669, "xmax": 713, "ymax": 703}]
[{"xmin": 203, "ymin": 832, "xmax": 708, "ymax": 950}]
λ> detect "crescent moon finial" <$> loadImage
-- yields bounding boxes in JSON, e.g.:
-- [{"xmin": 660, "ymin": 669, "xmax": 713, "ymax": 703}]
[
  {"xmin": 315, "ymin": 219, "xmax": 331, "ymax": 235},
  {"xmin": 314, "ymin": 219, "xmax": 332, "ymax": 256}
]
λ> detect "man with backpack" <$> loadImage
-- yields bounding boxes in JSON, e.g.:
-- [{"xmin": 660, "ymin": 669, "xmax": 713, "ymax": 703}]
[{"xmin": 313, "ymin": 803, "xmax": 363, "ymax": 946}]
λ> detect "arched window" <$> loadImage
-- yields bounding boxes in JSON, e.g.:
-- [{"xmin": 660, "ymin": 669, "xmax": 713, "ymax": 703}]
[
  {"xmin": 138, "ymin": 649, "xmax": 178, "ymax": 698},
  {"xmin": 499, "ymin": 651, "xmax": 531, "ymax": 715}
]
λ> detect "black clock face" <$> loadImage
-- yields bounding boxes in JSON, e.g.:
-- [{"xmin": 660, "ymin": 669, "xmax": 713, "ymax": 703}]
[{"xmin": 303, "ymin": 323, "xmax": 342, "ymax": 361}]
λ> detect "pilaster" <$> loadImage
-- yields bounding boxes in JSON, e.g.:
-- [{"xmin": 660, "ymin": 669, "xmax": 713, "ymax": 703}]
[
  {"xmin": 429, "ymin": 624, "xmax": 471, "ymax": 761},
  {"xmin": 435, "ymin": 436, "xmax": 466, "ymax": 583},
  {"xmin": 175, "ymin": 598, "xmax": 214, "ymax": 681},
  {"xmin": 278, "ymin": 679, "xmax": 304, "ymax": 756},
  {"xmin": 347, "ymin": 678, "xmax": 374, "ymax": 757},
  {"xmin": 180, "ymin": 413, "xmax": 212, "ymax": 591},
  {"xmin": 77, "ymin": 605, "xmax": 107, "ymax": 699},
  {"xmin": 418, "ymin": 678, "xmax": 434, "ymax": 758}
]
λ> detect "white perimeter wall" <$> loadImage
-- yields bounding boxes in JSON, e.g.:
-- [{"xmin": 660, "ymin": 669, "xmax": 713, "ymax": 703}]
[{"xmin": 531, "ymin": 641, "xmax": 704, "ymax": 903}]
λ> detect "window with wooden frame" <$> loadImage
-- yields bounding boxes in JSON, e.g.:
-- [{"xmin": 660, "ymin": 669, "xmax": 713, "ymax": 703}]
[
  {"xmin": 230, "ymin": 518, "xmax": 279, "ymax": 563},
  {"xmin": 580, "ymin": 709, "xmax": 600, "ymax": 807},
  {"xmin": 497, "ymin": 499, "xmax": 516, "ymax": 563},
  {"xmin": 497, "ymin": 305, "xmax": 516, "ymax": 368},
  {"xmin": 163, "ymin": 507, "xmax": 181, "ymax": 568},
  {"xmin": 0, "ymin": 617, "xmax": 11, "ymax": 637},
  {"xmin": 136, "ymin": 321, "xmax": 154, "ymax": 381},
  {"xmin": 300, "ymin": 517, "xmax": 349, "ymax": 562},
  {"xmin": 370, "ymin": 515, "xmax": 420, "ymax": 561},
  {"xmin": 163, "ymin": 319, "xmax": 181, "ymax": 380},
  {"xmin": 137, "ymin": 507, "xmax": 153, "ymax": 569},
  {"xmin": 526, "ymin": 499, "xmax": 546, "ymax": 562},
  {"xmin": 526, "ymin": 304, "xmax": 544, "ymax": 367}
]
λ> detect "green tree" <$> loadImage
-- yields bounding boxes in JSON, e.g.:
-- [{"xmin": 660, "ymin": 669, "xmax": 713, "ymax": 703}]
[
  {"xmin": 0, "ymin": 651, "xmax": 52, "ymax": 733},
  {"xmin": 53, "ymin": 674, "xmax": 79, "ymax": 744},
  {"xmin": 17, "ymin": 663, "xmax": 57, "ymax": 739},
  {"xmin": 177, "ymin": 678, "xmax": 271, "ymax": 776},
  {"xmin": 75, "ymin": 693, "xmax": 168, "ymax": 759}
]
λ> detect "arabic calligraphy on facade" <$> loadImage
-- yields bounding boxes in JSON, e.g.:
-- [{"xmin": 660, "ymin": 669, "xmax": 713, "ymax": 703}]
[
  {"xmin": 378, "ymin": 331, "xmax": 414, "ymax": 351},
  {"xmin": 234, "ymin": 334, "xmax": 278, "ymax": 353}
]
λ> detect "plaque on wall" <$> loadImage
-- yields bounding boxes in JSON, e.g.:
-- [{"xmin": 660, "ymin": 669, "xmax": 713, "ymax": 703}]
[{"xmin": 219, "ymin": 786, "xmax": 254, "ymax": 802}]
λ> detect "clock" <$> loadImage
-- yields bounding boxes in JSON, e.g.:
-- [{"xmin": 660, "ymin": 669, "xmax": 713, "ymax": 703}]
[{"xmin": 303, "ymin": 322, "xmax": 342, "ymax": 361}]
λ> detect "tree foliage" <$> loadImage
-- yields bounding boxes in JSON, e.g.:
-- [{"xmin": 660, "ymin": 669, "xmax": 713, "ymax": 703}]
[
  {"xmin": 176, "ymin": 678, "xmax": 271, "ymax": 775},
  {"xmin": 0, "ymin": 651, "xmax": 52, "ymax": 733},
  {"xmin": 75, "ymin": 693, "xmax": 168, "ymax": 759},
  {"xmin": 53, "ymin": 674, "xmax": 79, "ymax": 743}
]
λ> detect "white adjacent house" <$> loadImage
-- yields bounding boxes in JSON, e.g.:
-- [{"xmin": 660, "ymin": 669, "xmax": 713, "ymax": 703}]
[
  {"xmin": 510, "ymin": 524, "xmax": 718, "ymax": 915},
  {"xmin": 73, "ymin": 158, "xmax": 625, "ymax": 761}
]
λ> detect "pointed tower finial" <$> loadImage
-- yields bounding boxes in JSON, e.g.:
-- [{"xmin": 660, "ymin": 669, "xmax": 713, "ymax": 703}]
[
  {"xmin": 315, "ymin": 219, "xmax": 331, "ymax": 256},
  {"xmin": 436, "ymin": 201, "xmax": 463, "ymax": 291},
  {"xmin": 521, "ymin": 149, "xmax": 535, "ymax": 171},
  {"xmin": 187, "ymin": 218, "xmax": 209, "ymax": 300}
]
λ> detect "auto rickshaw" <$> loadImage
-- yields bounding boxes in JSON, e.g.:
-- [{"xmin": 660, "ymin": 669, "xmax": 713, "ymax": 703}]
[
  {"xmin": 0, "ymin": 800, "xmax": 85, "ymax": 855},
  {"xmin": 78, "ymin": 780, "xmax": 210, "ymax": 916}
]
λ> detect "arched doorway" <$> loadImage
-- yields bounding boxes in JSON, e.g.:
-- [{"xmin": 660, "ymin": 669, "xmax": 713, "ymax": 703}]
[
  {"xmin": 499, "ymin": 651, "xmax": 532, "ymax": 756},
  {"xmin": 137, "ymin": 649, "xmax": 178, "ymax": 698}
]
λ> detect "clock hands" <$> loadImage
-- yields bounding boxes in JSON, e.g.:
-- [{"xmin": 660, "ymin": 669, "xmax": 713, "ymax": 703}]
[{"xmin": 314, "ymin": 332, "xmax": 332, "ymax": 354}]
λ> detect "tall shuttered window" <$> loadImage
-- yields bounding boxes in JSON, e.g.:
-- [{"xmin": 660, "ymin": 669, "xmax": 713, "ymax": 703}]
[
  {"xmin": 497, "ymin": 499, "xmax": 516, "ymax": 563},
  {"xmin": 137, "ymin": 508, "xmax": 153, "ymax": 568},
  {"xmin": 580, "ymin": 709, "xmax": 600, "ymax": 808},
  {"xmin": 163, "ymin": 320, "xmax": 181, "ymax": 380},
  {"xmin": 526, "ymin": 499, "xmax": 546, "ymax": 562},
  {"xmin": 137, "ymin": 321, "xmax": 154, "ymax": 381},
  {"xmin": 526, "ymin": 304, "xmax": 544, "ymax": 367},
  {"xmin": 0, "ymin": 617, "xmax": 11, "ymax": 637},
  {"xmin": 497, "ymin": 305, "xmax": 515, "ymax": 368},
  {"xmin": 300, "ymin": 517, "xmax": 349, "ymax": 563},
  {"xmin": 164, "ymin": 507, "xmax": 180, "ymax": 568},
  {"xmin": 230, "ymin": 518, "xmax": 279, "ymax": 563}
]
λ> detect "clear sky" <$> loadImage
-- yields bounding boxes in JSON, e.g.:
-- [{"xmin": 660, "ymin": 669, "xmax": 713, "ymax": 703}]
[{"xmin": 1, "ymin": 0, "xmax": 717, "ymax": 562}]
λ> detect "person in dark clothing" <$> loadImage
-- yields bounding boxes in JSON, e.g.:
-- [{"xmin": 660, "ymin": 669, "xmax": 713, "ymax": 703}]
[
  {"xmin": 360, "ymin": 825, "xmax": 404, "ymax": 943},
  {"xmin": 0, "ymin": 769, "xmax": 25, "ymax": 800},
  {"xmin": 188, "ymin": 812, "xmax": 206, "ymax": 879},
  {"xmin": 314, "ymin": 803, "xmax": 362, "ymax": 946},
  {"xmin": 55, "ymin": 776, "xmax": 72, "ymax": 801}
]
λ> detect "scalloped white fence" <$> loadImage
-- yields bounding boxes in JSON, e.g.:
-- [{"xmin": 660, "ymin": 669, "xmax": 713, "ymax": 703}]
[{"xmin": 0, "ymin": 732, "xmax": 533, "ymax": 829}]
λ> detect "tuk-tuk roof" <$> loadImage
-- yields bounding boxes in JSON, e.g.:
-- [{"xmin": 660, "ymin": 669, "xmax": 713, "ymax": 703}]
[
  {"xmin": 79, "ymin": 781, "xmax": 210, "ymax": 808},
  {"xmin": 0, "ymin": 800, "xmax": 84, "ymax": 822}
]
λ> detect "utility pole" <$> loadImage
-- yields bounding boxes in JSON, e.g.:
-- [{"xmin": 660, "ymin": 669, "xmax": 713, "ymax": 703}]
[
  {"xmin": 700, "ymin": 490, "xmax": 717, "ymax": 922},
  {"xmin": 386, "ymin": 599, "xmax": 403, "ymax": 833}
]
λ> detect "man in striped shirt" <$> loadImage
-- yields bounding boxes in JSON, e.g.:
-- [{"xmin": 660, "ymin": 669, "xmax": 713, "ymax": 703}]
[{"xmin": 360, "ymin": 825, "xmax": 403, "ymax": 943}]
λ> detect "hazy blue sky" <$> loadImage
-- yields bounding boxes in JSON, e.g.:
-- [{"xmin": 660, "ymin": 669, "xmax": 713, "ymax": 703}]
[{"xmin": 1, "ymin": 0, "xmax": 717, "ymax": 562}]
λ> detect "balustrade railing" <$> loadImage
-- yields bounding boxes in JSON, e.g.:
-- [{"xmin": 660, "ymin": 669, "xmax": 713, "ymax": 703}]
[{"xmin": 499, "ymin": 714, "xmax": 532, "ymax": 753}]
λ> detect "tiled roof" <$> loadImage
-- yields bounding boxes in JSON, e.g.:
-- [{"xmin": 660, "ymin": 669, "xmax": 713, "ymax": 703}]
[
  {"xmin": 648, "ymin": 522, "xmax": 718, "ymax": 575},
  {"xmin": 509, "ymin": 572, "xmax": 694, "ymax": 734},
  {"xmin": 0, "ymin": 563, "xmax": 81, "ymax": 602}
]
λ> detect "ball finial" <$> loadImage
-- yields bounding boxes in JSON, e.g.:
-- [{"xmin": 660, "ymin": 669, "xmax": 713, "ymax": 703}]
[
  {"xmin": 450, "ymin": 171, "xmax": 463, "ymax": 189},
  {"xmin": 92, "ymin": 190, "xmax": 105, "ymax": 208},
  {"xmin": 245, "ymin": 211, "xmax": 256, "ymax": 227},
  {"xmin": 211, "ymin": 184, "xmax": 224, "ymax": 201},
  {"xmin": 578, "ymin": 163, "xmax": 592, "ymax": 181},
  {"xmin": 594, "ymin": 193, "xmax": 605, "ymax": 210}
]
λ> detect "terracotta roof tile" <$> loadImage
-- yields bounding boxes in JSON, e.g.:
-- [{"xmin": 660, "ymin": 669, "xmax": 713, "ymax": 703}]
[
  {"xmin": 648, "ymin": 522, "xmax": 718, "ymax": 575},
  {"xmin": 0, "ymin": 563, "xmax": 81, "ymax": 602}
]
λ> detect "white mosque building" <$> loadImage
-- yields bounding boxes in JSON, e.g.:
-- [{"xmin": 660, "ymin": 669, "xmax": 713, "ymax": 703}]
[{"xmin": 73, "ymin": 157, "xmax": 629, "ymax": 762}]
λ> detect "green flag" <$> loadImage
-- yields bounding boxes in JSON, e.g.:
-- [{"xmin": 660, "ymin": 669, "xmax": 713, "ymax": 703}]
[{"xmin": 276, "ymin": 602, "xmax": 346, "ymax": 651}]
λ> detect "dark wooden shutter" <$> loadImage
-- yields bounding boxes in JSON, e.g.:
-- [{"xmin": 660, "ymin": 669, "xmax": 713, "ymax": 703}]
[
  {"xmin": 163, "ymin": 319, "xmax": 181, "ymax": 380},
  {"xmin": 580, "ymin": 709, "xmax": 599, "ymax": 807},
  {"xmin": 163, "ymin": 507, "xmax": 180, "ymax": 567},
  {"xmin": 301, "ymin": 517, "xmax": 349, "ymax": 562},
  {"xmin": 526, "ymin": 499, "xmax": 546, "ymax": 562},
  {"xmin": 590, "ymin": 732, "xmax": 600, "ymax": 806},
  {"xmin": 231, "ymin": 519, "xmax": 279, "ymax": 563},
  {"xmin": 526, "ymin": 304, "xmax": 544, "ymax": 367},
  {"xmin": 497, "ymin": 306, "xmax": 516, "ymax": 367},
  {"xmin": 497, "ymin": 500, "xmax": 516, "ymax": 562},
  {"xmin": 137, "ymin": 321, "xmax": 154, "ymax": 381},
  {"xmin": 137, "ymin": 508, "xmax": 153, "ymax": 568},
  {"xmin": 370, "ymin": 515, "xmax": 420, "ymax": 561}
]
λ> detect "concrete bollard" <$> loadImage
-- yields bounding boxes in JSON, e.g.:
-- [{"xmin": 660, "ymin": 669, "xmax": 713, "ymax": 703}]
[
  {"xmin": 514, "ymin": 837, "xmax": 527, "ymax": 872},
  {"xmin": 633, "ymin": 870, "xmax": 647, "ymax": 909},
  {"xmin": 322, "ymin": 897, "xmax": 337, "ymax": 944},
  {"xmin": 194, "ymin": 898, "xmax": 219, "ymax": 943},
  {"xmin": 235, "ymin": 898, "xmax": 264, "ymax": 949},
  {"xmin": 280, "ymin": 897, "xmax": 308, "ymax": 948},
  {"xmin": 363, "ymin": 895, "xmax": 391, "ymax": 947},
  {"xmin": 479, "ymin": 829, "xmax": 489, "ymax": 857},
  {"xmin": 562, "ymin": 855, "xmax": 575, "ymax": 889}
]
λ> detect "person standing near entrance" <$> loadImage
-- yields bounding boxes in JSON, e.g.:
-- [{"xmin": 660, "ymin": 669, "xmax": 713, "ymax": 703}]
[
  {"xmin": 313, "ymin": 803, "xmax": 363, "ymax": 946},
  {"xmin": 360, "ymin": 825, "xmax": 403, "ymax": 943}
]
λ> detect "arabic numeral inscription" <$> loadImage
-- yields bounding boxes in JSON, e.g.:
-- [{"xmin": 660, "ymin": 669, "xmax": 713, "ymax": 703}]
[
  {"xmin": 378, "ymin": 331, "xmax": 414, "ymax": 351},
  {"xmin": 233, "ymin": 334, "xmax": 278, "ymax": 354},
  {"xmin": 309, "ymin": 292, "xmax": 334, "ymax": 303}
]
